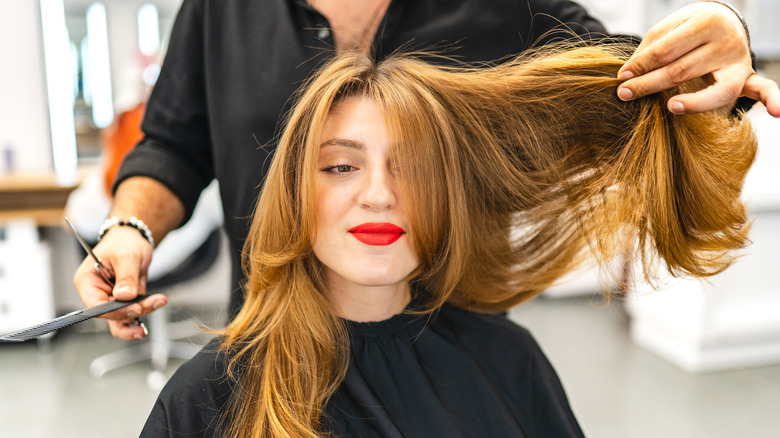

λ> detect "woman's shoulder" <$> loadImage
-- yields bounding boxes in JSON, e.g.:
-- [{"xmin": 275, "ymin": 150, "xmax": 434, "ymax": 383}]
[
  {"xmin": 435, "ymin": 303, "xmax": 583, "ymax": 436},
  {"xmin": 437, "ymin": 303, "xmax": 537, "ymax": 344},
  {"xmin": 161, "ymin": 337, "xmax": 229, "ymax": 396},
  {"xmin": 141, "ymin": 338, "xmax": 232, "ymax": 437},
  {"xmin": 433, "ymin": 303, "xmax": 556, "ymax": 369}
]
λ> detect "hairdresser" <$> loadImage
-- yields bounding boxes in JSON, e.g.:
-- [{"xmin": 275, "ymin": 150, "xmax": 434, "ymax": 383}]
[{"xmin": 74, "ymin": 0, "xmax": 780, "ymax": 341}]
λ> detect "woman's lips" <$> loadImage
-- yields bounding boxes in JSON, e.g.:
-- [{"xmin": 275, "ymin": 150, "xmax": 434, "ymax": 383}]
[{"xmin": 348, "ymin": 222, "xmax": 405, "ymax": 246}]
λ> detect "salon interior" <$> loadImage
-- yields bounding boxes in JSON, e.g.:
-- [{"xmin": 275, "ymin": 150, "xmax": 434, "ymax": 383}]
[{"xmin": 1, "ymin": 0, "xmax": 779, "ymax": 437}]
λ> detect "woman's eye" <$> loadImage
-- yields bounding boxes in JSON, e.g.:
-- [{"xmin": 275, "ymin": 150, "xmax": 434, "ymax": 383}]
[{"xmin": 322, "ymin": 164, "xmax": 355, "ymax": 174}]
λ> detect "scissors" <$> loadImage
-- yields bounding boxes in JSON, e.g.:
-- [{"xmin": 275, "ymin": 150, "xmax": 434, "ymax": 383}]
[
  {"xmin": 65, "ymin": 217, "xmax": 115, "ymax": 287},
  {"xmin": 0, "ymin": 218, "xmax": 151, "ymax": 343},
  {"xmin": 64, "ymin": 217, "xmax": 148, "ymax": 335}
]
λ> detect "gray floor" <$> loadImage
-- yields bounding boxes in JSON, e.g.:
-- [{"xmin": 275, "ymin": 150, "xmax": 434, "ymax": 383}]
[
  {"xmin": 1, "ymin": 296, "xmax": 779, "ymax": 438},
  {"xmin": 510, "ymin": 297, "xmax": 780, "ymax": 438}
]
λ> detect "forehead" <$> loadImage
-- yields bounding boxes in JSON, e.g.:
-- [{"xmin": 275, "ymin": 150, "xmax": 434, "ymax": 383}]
[{"xmin": 319, "ymin": 96, "xmax": 389, "ymax": 146}]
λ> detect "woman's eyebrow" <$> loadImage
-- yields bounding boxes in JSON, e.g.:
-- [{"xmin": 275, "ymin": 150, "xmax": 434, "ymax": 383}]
[{"xmin": 319, "ymin": 138, "xmax": 364, "ymax": 150}]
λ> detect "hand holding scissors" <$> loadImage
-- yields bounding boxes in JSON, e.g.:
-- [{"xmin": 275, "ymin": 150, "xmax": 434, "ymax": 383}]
[
  {"xmin": 0, "ymin": 219, "xmax": 164, "ymax": 342},
  {"xmin": 70, "ymin": 217, "xmax": 167, "ymax": 341},
  {"xmin": 65, "ymin": 217, "xmax": 149, "ymax": 337}
]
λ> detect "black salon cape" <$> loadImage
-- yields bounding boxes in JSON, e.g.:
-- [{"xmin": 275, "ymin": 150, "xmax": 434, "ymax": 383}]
[{"xmin": 141, "ymin": 304, "xmax": 583, "ymax": 437}]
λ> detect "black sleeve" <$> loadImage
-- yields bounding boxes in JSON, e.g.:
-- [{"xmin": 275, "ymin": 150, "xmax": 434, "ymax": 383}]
[
  {"xmin": 114, "ymin": 0, "xmax": 214, "ymax": 224},
  {"xmin": 525, "ymin": 0, "xmax": 608, "ymax": 45}
]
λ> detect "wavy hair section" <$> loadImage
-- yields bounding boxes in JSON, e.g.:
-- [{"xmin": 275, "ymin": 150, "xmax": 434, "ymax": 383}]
[{"xmin": 219, "ymin": 43, "xmax": 756, "ymax": 437}]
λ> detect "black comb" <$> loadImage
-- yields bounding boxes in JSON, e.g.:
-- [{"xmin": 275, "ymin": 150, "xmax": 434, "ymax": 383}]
[{"xmin": 0, "ymin": 293, "xmax": 157, "ymax": 343}]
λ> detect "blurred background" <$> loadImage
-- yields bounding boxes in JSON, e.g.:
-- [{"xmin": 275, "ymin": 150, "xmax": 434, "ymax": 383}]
[{"xmin": 0, "ymin": 0, "xmax": 779, "ymax": 437}]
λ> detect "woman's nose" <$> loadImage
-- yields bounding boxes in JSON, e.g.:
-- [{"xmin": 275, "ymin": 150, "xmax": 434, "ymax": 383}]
[{"xmin": 357, "ymin": 166, "xmax": 397, "ymax": 211}]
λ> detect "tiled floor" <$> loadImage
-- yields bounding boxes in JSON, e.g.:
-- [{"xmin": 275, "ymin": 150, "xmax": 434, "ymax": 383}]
[{"xmin": 2, "ymin": 296, "xmax": 779, "ymax": 438}]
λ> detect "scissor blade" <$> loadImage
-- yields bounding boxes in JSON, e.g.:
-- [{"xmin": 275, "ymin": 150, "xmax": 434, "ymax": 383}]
[
  {"xmin": 64, "ymin": 217, "xmax": 102, "ymax": 264},
  {"xmin": 64, "ymin": 217, "xmax": 114, "ymax": 286}
]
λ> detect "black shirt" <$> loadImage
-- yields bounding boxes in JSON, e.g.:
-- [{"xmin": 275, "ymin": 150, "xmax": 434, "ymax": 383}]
[
  {"xmin": 114, "ymin": 0, "xmax": 606, "ymax": 316},
  {"xmin": 141, "ymin": 304, "xmax": 584, "ymax": 437}
]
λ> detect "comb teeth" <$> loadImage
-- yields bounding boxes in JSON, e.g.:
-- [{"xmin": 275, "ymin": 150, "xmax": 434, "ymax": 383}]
[
  {"xmin": 0, "ymin": 293, "xmax": 157, "ymax": 343},
  {"xmin": 0, "ymin": 310, "xmax": 86, "ymax": 343}
]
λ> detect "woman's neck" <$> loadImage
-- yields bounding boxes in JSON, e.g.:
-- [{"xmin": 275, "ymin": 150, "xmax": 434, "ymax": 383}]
[{"xmin": 325, "ymin": 277, "xmax": 412, "ymax": 322}]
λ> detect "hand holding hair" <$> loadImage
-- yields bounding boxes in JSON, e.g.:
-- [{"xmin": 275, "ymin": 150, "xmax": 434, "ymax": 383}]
[{"xmin": 616, "ymin": 1, "xmax": 780, "ymax": 117}]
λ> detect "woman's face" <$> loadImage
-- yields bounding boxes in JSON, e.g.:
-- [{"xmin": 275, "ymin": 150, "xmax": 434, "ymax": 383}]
[{"xmin": 313, "ymin": 96, "xmax": 420, "ymax": 298}]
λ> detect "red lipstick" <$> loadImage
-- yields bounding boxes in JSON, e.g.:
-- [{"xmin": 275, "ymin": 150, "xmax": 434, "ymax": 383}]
[{"xmin": 348, "ymin": 222, "xmax": 405, "ymax": 246}]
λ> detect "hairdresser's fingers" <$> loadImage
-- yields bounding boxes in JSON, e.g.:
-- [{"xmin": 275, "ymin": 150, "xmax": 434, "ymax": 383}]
[
  {"xmin": 74, "ymin": 225, "xmax": 167, "ymax": 337},
  {"xmin": 73, "ymin": 249, "xmax": 148, "ymax": 323},
  {"xmin": 662, "ymin": 67, "xmax": 748, "ymax": 114},
  {"xmin": 74, "ymin": 252, "xmax": 117, "ymax": 313},
  {"xmin": 108, "ymin": 317, "xmax": 153, "ymax": 341},
  {"xmin": 100, "ymin": 244, "xmax": 167, "ymax": 324},
  {"xmin": 101, "ymin": 293, "xmax": 168, "ymax": 327},
  {"xmin": 100, "ymin": 226, "xmax": 153, "ymax": 300},
  {"xmin": 618, "ymin": 45, "xmax": 725, "ymax": 101},
  {"xmin": 618, "ymin": 17, "xmax": 707, "ymax": 81},
  {"xmin": 618, "ymin": 2, "xmax": 749, "ymax": 93},
  {"xmin": 741, "ymin": 75, "xmax": 780, "ymax": 118}
]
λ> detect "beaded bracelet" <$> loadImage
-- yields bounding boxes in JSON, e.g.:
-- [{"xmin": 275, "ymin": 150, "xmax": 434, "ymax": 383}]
[{"xmin": 97, "ymin": 216, "xmax": 155, "ymax": 247}]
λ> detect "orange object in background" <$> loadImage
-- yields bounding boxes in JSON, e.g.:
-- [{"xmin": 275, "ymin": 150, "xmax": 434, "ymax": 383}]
[{"xmin": 102, "ymin": 102, "xmax": 145, "ymax": 195}]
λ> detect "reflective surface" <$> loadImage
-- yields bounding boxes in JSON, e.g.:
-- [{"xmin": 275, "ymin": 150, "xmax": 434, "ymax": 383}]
[{"xmin": 61, "ymin": 0, "xmax": 181, "ymax": 162}]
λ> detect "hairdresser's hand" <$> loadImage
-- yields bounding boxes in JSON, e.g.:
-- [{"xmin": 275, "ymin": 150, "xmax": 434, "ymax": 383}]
[
  {"xmin": 616, "ymin": 2, "xmax": 780, "ymax": 118},
  {"xmin": 73, "ymin": 226, "xmax": 167, "ymax": 340}
]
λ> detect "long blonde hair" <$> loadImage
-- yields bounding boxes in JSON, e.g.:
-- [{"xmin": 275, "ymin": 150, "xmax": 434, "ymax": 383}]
[{"xmin": 219, "ymin": 42, "xmax": 757, "ymax": 437}]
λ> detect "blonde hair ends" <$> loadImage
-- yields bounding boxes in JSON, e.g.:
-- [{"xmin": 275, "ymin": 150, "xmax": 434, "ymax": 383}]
[{"xmin": 219, "ymin": 42, "xmax": 757, "ymax": 437}]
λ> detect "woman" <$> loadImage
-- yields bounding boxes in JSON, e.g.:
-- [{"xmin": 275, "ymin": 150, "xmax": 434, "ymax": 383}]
[{"xmin": 142, "ymin": 42, "xmax": 757, "ymax": 437}]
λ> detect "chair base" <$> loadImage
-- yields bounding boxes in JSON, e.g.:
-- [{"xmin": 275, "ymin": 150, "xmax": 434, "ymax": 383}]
[{"xmin": 89, "ymin": 306, "xmax": 203, "ymax": 388}]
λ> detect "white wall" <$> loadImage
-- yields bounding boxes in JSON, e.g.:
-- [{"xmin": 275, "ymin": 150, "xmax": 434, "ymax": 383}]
[
  {"xmin": 576, "ymin": 0, "xmax": 649, "ymax": 35},
  {"xmin": 0, "ymin": 0, "xmax": 53, "ymax": 172},
  {"xmin": 103, "ymin": 0, "xmax": 179, "ymax": 114}
]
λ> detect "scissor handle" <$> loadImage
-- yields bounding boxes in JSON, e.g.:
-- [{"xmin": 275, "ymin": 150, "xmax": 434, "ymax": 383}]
[{"xmin": 94, "ymin": 262, "xmax": 115, "ymax": 287}]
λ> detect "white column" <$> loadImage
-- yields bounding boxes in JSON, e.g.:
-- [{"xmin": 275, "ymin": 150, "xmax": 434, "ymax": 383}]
[
  {"xmin": 0, "ymin": 0, "xmax": 53, "ymax": 172},
  {"xmin": 104, "ymin": 0, "xmax": 145, "ymax": 114}
]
